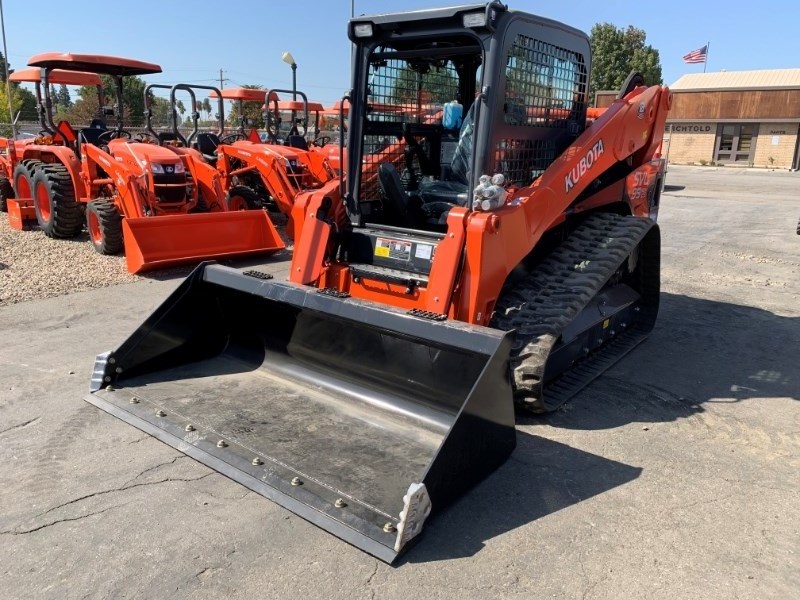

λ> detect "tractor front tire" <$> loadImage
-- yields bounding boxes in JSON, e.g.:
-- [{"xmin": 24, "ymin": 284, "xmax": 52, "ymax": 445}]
[
  {"xmin": 32, "ymin": 164, "xmax": 83, "ymax": 238},
  {"xmin": 225, "ymin": 185, "xmax": 262, "ymax": 211},
  {"xmin": 0, "ymin": 176, "xmax": 14, "ymax": 212},
  {"xmin": 86, "ymin": 199, "xmax": 123, "ymax": 255}
]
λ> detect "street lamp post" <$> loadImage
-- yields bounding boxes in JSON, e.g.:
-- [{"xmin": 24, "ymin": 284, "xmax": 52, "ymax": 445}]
[{"xmin": 281, "ymin": 51, "xmax": 297, "ymax": 131}]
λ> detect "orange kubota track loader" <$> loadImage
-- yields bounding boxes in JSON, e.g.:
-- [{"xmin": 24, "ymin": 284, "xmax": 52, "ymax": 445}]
[
  {"xmin": 19, "ymin": 53, "xmax": 283, "ymax": 273},
  {"xmin": 85, "ymin": 3, "xmax": 670, "ymax": 563},
  {"xmin": 0, "ymin": 67, "xmax": 102, "ymax": 226}
]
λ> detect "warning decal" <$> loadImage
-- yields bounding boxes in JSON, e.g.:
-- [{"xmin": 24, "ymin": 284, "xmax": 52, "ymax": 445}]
[{"xmin": 375, "ymin": 238, "xmax": 412, "ymax": 261}]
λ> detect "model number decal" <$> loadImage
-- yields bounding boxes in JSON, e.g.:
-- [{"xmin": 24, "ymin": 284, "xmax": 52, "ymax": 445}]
[{"xmin": 565, "ymin": 139, "xmax": 604, "ymax": 194}]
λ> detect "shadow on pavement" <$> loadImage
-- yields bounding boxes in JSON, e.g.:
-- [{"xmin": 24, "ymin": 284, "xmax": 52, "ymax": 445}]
[
  {"xmin": 401, "ymin": 431, "xmax": 641, "ymax": 564},
  {"xmin": 402, "ymin": 291, "xmax": 797, "ymax": 562},
  {"xmin": 539, "ymin": 292, "xmax": 799, "ymax": 431}
]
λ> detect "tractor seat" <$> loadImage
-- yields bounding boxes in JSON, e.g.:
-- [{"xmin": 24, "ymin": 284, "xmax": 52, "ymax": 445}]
[
  {"xmin": 158, "ymin": 132, "xmax": 178, "ymax": 143},
  {"xmin": 378, "ymin": 163, "xmax": 451, "ymax": 228},
  {"xmin": 416, "ymin": 101, "xmax": 476, "ymax": 206},
  {"xmin": 285, "ymin": 135, "xmax": 309, "ymax": 151},
  {"xmin": 195, "ymin": 133, "xmax": 220, "ymax": 163},
  {"xmin": 79, "ymin": 121, "xmax": 108, "ymax": 145}
]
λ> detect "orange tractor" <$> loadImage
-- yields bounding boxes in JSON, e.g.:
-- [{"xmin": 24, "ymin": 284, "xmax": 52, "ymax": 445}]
[
  {"xmin": 15, "ymin": 53, "xmax": 283, "ymax": 273},
  {"xmin": 86, "ymin": 3, "xmax": 670, "ymax": 562},
  {"xmin": 0, "ymin": 67, "xmax": 102, "ymax": 226},
  {"xmin": 205, "ymin": 87, "xmax": 337, "ymax": 239}
]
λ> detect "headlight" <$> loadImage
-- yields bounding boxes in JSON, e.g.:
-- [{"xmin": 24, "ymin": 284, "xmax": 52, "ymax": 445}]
[
  {"xmin": 462, "ymin": 12, "xmax": 487, "ymax": 27},
  {"xmin": 150, "ymin": 163, "xmax": 164, "ymax": 174},
  {"xmin": 353, "ymin": 22, "xmax": 373, "ymax": 37},
  {"xmin": 172, "ymin": 162, "xmax": 185, "ymax": 174}
]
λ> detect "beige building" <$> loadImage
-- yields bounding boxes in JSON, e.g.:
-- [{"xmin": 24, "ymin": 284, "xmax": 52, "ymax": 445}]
[{"xmin": 596, "ymin": 69, "xmax": 800, "ymax": 170}]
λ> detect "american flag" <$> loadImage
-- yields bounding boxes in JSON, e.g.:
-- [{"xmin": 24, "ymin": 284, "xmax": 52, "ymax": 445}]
[{"xmin": 683, "ymin": 45, "xmax": 708, "ymax": 64}]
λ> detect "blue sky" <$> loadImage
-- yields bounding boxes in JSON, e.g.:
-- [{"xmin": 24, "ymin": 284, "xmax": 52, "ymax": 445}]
[{"xmin": 3, "ymin": 0, "xmax": 798, "ymax": 104}]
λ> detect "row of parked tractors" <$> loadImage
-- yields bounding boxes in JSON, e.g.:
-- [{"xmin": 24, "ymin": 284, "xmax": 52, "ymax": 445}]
[{"xmin": 0, "ymin": 52, "xmax": 346, "ymax": 273}]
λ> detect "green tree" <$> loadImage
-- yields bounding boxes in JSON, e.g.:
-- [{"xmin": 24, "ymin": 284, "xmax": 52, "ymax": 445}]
[
  {"xmin": 201, "ymin": 97, "xmax": 212, "ymax": 119},
  {"xmin": 57, "ymin": 84, "xmax": 72, "ymax": 108},
  {"xmin": 0, "ymin": 85, "xmax": 38, "ymax": 135},
  {"xmin": 70, "ymin": 74, "xmax": 152, "ymax": 126},
  {"xmin": 50, "ymin": 84, "xmax": 59, "ymax": 107},
  {"xmin": 589, "ymin": 23, "xmax": 662, "ymax": 98},
  {"xmin": 0, "ymin": 51, "xmax": 12, "ymax": 82}
]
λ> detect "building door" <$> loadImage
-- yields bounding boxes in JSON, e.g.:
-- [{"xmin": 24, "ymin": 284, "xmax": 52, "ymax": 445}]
[{"xmin": 714, "ymin": 124, "xmax": 757, "ymax": 163}]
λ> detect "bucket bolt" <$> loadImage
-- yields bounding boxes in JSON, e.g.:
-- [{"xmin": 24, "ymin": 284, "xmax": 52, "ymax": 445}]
[
  {"xmin": 216, "ymin": 440, "xmax": 228, "ymax": 448},
  {"xmin": 129, "ymin": 396, "xmax": 140, "ymax": 404},
  {"xmin": 185, "ymin": 424, "xmax": 196, "ymax": 432},
  {"xmin": 252, "ymin": 457, "xmax": 264, "ymax": 466},
  {"xmin": 383, "ymin": 522, "xmax": 396, "ymax": 533},
  {"xmin": 290, "ymin": 477, "xmax": 303, "ymax": 486},
  {"xmin": 334, "ymin": 498, "xmax": 347, "ymax": 508},
  {"xmin": 155, "ymin": 409, "xmax": 166, "ymax": 417}
]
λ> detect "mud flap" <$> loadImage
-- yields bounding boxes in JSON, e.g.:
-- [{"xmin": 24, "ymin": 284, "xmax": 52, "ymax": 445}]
[
  {"xmin": 84, "ymin": 263, "xmax": 516, "ymax": 563},
  {"xmin": 122, "ymin": 211, "xmax": 285, "ymax": 274}
]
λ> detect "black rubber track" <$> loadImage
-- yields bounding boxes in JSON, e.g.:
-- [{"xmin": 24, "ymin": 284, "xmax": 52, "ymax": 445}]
[
  {"xmin": 32, "ymin": 163, "xmax": 83, "ymax": 238},
  {"xmin": 226, "ymin": 185, "xmax": 263, "ymax": 210},
  {"xmin": 491, "ymin": 213, "xmax": 660, "ymax": 413},
  {"xmin": 0, "ymin": 176, "xmax": 13, "ymax": 212},
  {"xmin": 86, "ymin": 199, "xmax": 123, "ymax": 255}
]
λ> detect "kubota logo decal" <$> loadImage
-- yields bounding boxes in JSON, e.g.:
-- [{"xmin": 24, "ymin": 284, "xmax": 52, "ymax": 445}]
[{"xmin": 565, "ymin": 139, "xmax": 604, "ymax": 193}]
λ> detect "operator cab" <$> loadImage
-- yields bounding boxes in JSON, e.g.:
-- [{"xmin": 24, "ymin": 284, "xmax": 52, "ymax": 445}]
[{"xmin": 346, "ymin": 2, "xmax": 590, "ymax": 231}]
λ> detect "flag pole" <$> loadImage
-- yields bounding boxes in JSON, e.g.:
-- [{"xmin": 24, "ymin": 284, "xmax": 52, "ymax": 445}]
[{"xmin": 703, "ymin": 41, "xmax": 710, "ymax": 73}]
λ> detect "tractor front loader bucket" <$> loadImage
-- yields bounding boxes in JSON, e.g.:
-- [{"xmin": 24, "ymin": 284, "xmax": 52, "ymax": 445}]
[
  {"xmin": 85, "ymin": 263, "xmax": 516, "ymax": 562},
  {"xmin": 122, "ymin": 211, "xmax": 285, "ymax": 274}
]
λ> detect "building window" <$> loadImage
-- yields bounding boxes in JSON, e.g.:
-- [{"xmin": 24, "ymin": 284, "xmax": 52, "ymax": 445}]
[{"xmin": 715, "ymin": 124, "xmax": 757, "ymax": 163}]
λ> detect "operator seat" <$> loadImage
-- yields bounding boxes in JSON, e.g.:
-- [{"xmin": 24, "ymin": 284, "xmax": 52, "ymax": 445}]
[
  {"xmin": 79, "ymin": 119, "xmax": 108, "ymax": 145},
  {"xmin": 415, "ymin": 101, "xmax": 476, "ymax": 206},
  {"xmin": 195, "ymin": 133, "xmax": 220, "ymax": 163}
]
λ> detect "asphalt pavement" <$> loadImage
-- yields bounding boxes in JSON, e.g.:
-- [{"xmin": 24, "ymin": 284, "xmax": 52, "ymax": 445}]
[{"xmin": 0, "ymin": 165, "xmax": 797, "ymax": 599}]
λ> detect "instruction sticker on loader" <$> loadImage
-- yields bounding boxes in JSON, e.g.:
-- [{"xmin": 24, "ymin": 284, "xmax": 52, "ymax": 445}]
[{"xmin": 375, "ymin": 238, "xmax": 411, "ymax": 261}]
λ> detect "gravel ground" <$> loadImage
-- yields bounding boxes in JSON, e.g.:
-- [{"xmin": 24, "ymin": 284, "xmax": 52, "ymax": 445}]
[{"xmin": 0, "ymin": 209, "xmax": 292, "ymax": 306}]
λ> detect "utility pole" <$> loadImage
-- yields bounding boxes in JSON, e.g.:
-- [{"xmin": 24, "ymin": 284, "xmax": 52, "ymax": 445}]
[
  {"xmin": 0, "ymin": 0, "xmax": 16, "ymax": 138},
  {"xmin": 219, "ymin": 69, "xmax": 226, "ymax": 90}
]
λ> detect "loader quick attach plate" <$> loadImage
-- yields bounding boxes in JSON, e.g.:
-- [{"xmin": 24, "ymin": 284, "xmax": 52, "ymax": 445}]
[{"xmin": 85, "ymin": 263, "xmax": 516, "ymax": 563}]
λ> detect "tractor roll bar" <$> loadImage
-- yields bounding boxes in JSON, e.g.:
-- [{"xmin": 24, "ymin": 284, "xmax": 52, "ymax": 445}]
[
  {"xmin": 267, "ymin": 88, "xmax": 309, "ymax": 136},
  {"xmin": 169, "ymin": 84, "xmax": 224, "ymax": 148},
  {"xmin": 143, "ymin": 83, "xmax": 173, "ymax": 143}
]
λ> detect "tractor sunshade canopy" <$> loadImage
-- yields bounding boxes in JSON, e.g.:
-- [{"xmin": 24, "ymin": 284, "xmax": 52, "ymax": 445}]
[
  {"xmin": 27, "ymin": 53, "xmax": 162, "ymax": 76},
  {"xmin": 209, "ymin": 88, "xmax": 280, "ymax": 103},
  {"xmin": 10, "ymin": 67, "xmax": 102, "ymax": 86}
]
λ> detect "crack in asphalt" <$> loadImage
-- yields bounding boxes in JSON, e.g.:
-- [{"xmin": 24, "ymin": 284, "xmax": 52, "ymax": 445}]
[
  {"xmin": 0, "ymin": 503, "xmax": 129, "ymax": 535},
  {"xmin": 1, "ymin": 464, "xmax": 214, "ymax": 534},
  {"xmin": 0, "ymin": 416, "xmax": 41, "ymax": 437},
  {"xmin": 365, "ymin": 560, "xmax": 379, "ymax": 600},
  {"xmin": 121, "ymin": 455, "xmax": 186, "ymax": 488}
]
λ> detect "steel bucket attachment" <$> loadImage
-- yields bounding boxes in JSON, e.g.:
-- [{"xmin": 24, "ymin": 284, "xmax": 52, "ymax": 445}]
[
  {"xmin": 122, "ymin": 211, "xmax": 285, "ymax": 274},
  {"xmin": 85, "ymin": 263, "xmax": 516, "ymax": 562}
]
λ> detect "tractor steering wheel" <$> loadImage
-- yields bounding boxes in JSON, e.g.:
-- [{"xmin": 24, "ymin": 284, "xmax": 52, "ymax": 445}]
[
  {"xmin": 219, "ymin": 133, "xmax": 247, "ymax": 145},
  {"xmin": 313, "ymin": 136, "xmax": 332, "ymax": 147},
  {"xmin": 97, "ymin": 130, "xmax": 132, "ymax": 142},
  {"xmin": 135, "ymin": 131, "xmax": 160, "ymax": 144}
]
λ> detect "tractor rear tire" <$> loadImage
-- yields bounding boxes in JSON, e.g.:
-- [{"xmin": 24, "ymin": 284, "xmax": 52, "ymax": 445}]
[
  {"xmin": 86, "ymin": 199, "xmax": 123, "ymax": 255},
  {"xmin": 32, "ymin": 163, "xmax": 83, "ymax": 238},
  {"xmin": 225, "ymin": 185, "xmax": 262, "ymax": 211},
  {"xmin": 0, "ymin": 176, "xmax": 14, "ymax": 212},
  {"xmin": 12, "ymin": 159, "xmax": 42, "ymax": 202}
]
